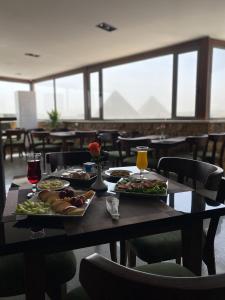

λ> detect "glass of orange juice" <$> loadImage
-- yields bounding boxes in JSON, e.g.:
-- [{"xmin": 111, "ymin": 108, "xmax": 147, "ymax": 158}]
[{"xmin": 136, "ymin": 146, "xmax": 148, "ymax": 179}]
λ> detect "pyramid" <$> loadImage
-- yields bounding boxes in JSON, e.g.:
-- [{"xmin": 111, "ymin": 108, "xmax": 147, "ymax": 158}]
[
  {"xmin": 103, "ymin": 91, "xmax": 139, "ymax": 119},
  {"xmin": 138, "ymin": 96, "xmax": 169, "ymax": 118}
]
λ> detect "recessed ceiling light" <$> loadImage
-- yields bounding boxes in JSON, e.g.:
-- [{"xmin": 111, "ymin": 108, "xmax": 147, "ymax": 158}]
[
  {"xmin": 96, "ymin": 22, "xmax": 117, "ymax": 32},
  {"xmin": 24, "ymin": 53, "xmax": 40, "ymax": 58}
]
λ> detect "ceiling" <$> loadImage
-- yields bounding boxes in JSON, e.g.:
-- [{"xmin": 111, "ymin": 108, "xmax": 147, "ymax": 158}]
[{"xmin": 1, "ymin": 0, "xmax": 225, "ymax": 80}]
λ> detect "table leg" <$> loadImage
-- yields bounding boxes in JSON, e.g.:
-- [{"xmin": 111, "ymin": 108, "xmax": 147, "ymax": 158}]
[
  {"xmin": 24, "ymin": 251, "xmax": 46, "ymax": 300},
  {"xmin": 182, "ymin": 218, "xmax": 203, "ymax": 276}
]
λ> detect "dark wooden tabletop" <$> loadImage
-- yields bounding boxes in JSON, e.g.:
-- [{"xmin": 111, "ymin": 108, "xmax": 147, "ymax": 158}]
[{"xmin": 2, "ymin": 167, "xmax": 225, "ymax": 299}]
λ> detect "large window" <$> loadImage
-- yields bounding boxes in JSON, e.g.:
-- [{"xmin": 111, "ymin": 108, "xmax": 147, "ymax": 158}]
[
  {"xmin": 103, "ymin": 55, "xmax": 173, "ymax": 119},
  {"xmin": 35, "ymin": 80, "xmax": 54, "ymax": 120},
  {"xmin": 55, "ymin": 74, "xmax": 84, "ymax": 119},
  {"xmin": 210, "ymin": 48, "xmax": 225, "ymax": 118},
  {"xmin": 176, "ymin": 51, "xmax": 198, "ymax": 117},
  {"xmin": 0, "ymin": 81, "xmax": 29, "ymax": 115}
]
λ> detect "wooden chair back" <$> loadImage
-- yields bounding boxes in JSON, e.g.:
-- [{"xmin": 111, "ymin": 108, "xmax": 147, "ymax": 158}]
[
  {"xmin": 30, "ymin": 131, "xmax": 50, "ymax": 152},
  {"xmin": 46, "ymin": 151, "xmax": 92, "ymax": 172},
  {"xmin": 4, "ymin": 128, "xmax": 27, "ymax": 161},
  {"xmin": 80, "ymin": 253, "xmax": 225, "ymax": 300},
  {"xmin": 117, "ymin": 136, "xmax": 151, "ymax": 155},
  {"xmin": 203, "ymin": 133, "xmax": 225, "ymax": 167},
  {"xmin": 75, "ymin": 130, "xmax": 97, "ymax": 149},
  {"xmin": 186, "ymin": 135, "xmax": 208, "ymax": 160},
  {"xmin": 158, "ymin": 157, "xmax": 223, "ymax": 191}
]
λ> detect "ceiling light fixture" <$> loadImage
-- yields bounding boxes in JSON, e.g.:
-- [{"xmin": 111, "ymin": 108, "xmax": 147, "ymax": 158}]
[
  {"xmin": 96, "ymin": 22, "xmax": 117, "ymax": 32},
  {"xmin": 24, "ymin": 53, "xmax": 40, "ymax": 58}
]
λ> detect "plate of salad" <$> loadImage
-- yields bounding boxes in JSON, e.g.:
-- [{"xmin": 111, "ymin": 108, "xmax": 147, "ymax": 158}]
[{"xmin": 115, "ymin": 177, "xmax": 168, "ymax": 197}]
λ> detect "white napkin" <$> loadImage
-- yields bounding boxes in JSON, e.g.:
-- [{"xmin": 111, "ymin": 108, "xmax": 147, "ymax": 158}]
[{"xmin": 106, "ymin": 196, "xmax": 120, "ymax": 220}]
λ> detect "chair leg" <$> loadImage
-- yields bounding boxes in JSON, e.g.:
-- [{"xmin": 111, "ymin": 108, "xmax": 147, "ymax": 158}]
[
  {"xmin": 127, "ymin": 245, "xmax": 136, "ymax": 268},
  {"xmin": 176, "ymin": 257, "xmax": 181, "ymax": 264},
  {"xmin": 203, "ymin": 246, "xmax": 216, "ymax": 275},
  {"xmin": 120, "ymin": 240, "xmax": 127, "ymax": 266},
  {"xmin": 46, "ymin": 283, "xmax": 67, "ymax": 300},
  {"xmin": 109, "ymin": 242, "xmax": 117, "ymax": 262}
]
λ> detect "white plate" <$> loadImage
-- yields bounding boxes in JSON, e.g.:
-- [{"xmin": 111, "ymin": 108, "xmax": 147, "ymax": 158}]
[
  {"xmin": 37, "ymin": 179, "xmax": 70, "ymax": 191},
  {"xmin": 115, "ymin": 178, "xmax": 168, "ymax": 197},
  {"xmin": 15, "ymin": 191, "xmax": 95, "ymax": 217},
  {"xmin": 105, "ymin": 169, "xmax": 134, "ymax": 178}
]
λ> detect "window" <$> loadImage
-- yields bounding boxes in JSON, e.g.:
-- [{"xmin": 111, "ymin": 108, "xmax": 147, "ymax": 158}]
[
  {"xmin": 176, "ymin": 51, "xmax": 198, "ymax": 117},
  {"xmin": 210, "ymin": 48, "xmax": 225, "ymax": 118},
  {"xmin": 0, "ymin": 81, "xmax": 29, "ymax": 115},
  {"xmin": 35, "ymin": 80, "xmax": 54, "ymax": 120},
  {"xmin": 55, "ymin": 74, "xmax": 84, "ymax": 119},
  {"xmin": 103, "ymin": 55, "xmax": 173, "ymax": 119},
  {"xmin": 90, "ymin": 72, "xmax": 100, "ymax": 118}
]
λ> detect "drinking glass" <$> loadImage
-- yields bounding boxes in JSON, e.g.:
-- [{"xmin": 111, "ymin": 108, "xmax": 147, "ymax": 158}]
[
  {"xmin": 136, "ymin": 146, "xmax": 148, "ymax": 179},
  {"xmin": 27, "ymin": 153, "xmax": 42, "ymax": 197}
]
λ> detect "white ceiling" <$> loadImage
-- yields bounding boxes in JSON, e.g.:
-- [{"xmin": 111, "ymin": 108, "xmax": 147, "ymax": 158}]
[{"xmin": 1, "ymin": 0, "xmax": 225, "ymax": 80}]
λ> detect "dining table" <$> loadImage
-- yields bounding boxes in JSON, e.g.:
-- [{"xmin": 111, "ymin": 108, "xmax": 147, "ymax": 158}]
[{"xmin": 2, "ymin": 166, "xmax": 225, "ymax": 299}]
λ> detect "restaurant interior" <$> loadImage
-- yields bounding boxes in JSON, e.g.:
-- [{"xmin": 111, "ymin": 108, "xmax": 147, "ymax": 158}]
[{"xmin": 1, "ymin": 0, "xmax": 225, "ymax": 299}]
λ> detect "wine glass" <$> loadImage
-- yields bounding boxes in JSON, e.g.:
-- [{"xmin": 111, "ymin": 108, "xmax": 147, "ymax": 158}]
[
  {"xmin": 136, "ymin": 146, "xmax": 148, "ymax": 179},
  {"xmin": 27, "ymin": 153, "xmax": 42, "ymax": 198}
]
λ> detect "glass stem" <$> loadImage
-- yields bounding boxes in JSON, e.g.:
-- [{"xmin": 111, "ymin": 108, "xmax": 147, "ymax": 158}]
[{"xmin": 32, "ymin": 184, "xmax": 37, "ymax": 194}]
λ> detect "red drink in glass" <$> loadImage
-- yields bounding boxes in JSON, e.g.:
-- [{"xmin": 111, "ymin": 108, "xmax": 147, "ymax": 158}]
[{"xmin": 27, "ymin": 160, "xmax": 41, "ymax": 184}]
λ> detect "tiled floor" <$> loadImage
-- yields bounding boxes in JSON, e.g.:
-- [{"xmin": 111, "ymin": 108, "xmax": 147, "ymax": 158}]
[{"xmin": 2, "ymin": 155, "xmax": 225, "ymax": 299}]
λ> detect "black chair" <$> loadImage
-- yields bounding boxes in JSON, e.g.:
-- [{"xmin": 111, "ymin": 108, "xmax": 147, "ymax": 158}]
[
  {"xmin": 128, "ymin": 157, "xmax": 224, "ymax": 275},
  {"xmin": 74, "ymin": 131, "xmax": 98, "ymax": 150},
  {"xmin": 66, "ymin": 253, "xmax": 225, "ymax": 300},
  {"xmin": 203, "ymin": 133, "xmax": 225, "ymax": 167},
  {"xmin": 184, "ymin": 135, "xmax": 208, "ymax": 160},
  {"xmin": 117, "ymin": 136, "xmax": 153, "ymax": 167},
  {"xmin": 3, "ymin": 128, "xmax": 27, "ymax": 161},
  {"xmin": 46, "ymin": 151, "xmax": 92, "ymax": 172},
  {"xmin": 0, "ymin": 251, "xmax": 76, "ymax": 299}
]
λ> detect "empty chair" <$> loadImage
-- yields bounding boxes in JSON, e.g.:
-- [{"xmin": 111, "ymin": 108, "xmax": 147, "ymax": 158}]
[
  {"xmin": 29, "ymin": 130, "xmax": 61, "ymax": 154},
  {"xmin": 117, "ymin": 136, "xmax": 153, "ymax": 167},
  {"xmin": 66, "ymin": 253, "xmax": 225, "ymax": 300},
  {"xmin": 203, "ymin": 133, "xmax": 225, "ymax": 167},
  {"xmin": 184, "ymin": 135, "xmax": 208, "ymax": 160},
  {"xmin": 3, "ymin": 128, "xmax": 27, "ymax": 161},
  {"xmin": 46, "ymin": 151, "xmax": 92, "ymax": 172},
  {"xmin": 75, "ymin": 131, "xmax": 97, "ymax": 150},
  {"xmin": 128, "ymin": 157, "xmax": 223, "ymax": 275},
  {"xmin": 0, "ymin": 251, "xmax": 76, "ymax": 299}
]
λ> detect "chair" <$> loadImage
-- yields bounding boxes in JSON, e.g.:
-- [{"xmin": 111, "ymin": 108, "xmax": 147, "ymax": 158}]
[
  {"xmin": 117, "ymin": 136, "xmax": 154, "ymax": 167},
  {"xmin": 184, "ymin": 135, "xmax": 208, "ymax": 160},
  {"xmin": 29, "ymin": 130, "xmax": 61, "ymax": 154},
  {"xmin": 97, "ymin": 132, "xmax": 123, "ymax": 166},
  {"xmin": 203, "ymin": 133, "xmax": 225, "ymax": 167},
  {"xmin": 3, "ymin": 128, "xmax": 27, "ymax": 161},
  {"xmin": 75, "ymin": 131, "xmax": 98, "ymax": 150},
  {"xmin": 128, "ymin": 157, "xmax": 224, "ymax": 275},
  {"xmin": 0, "ymin": 251, "xmax": 76, "ymax": 299},
  {"xmin": 66, "ymin": 253, "xmax": 225, "ymax": 300},
  {"xmin": 46, "ymin": 151, "xmax": 92, "ymax": 172}
]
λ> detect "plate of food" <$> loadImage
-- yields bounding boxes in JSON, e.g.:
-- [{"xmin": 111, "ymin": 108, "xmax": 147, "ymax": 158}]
[
  {"xmin": 15, "ymin": 188, "xmax": 95, "ymax": 217},
  {"xmin": 105, "ymin": 169, "xmax": 134, "ymax": 179},
  {"xmin": 60, "ymin": 170, "xmax": 97, "ymax": 187},
  {"xmin": 37, "ymin": 178, "xmax": 70, "ymax": 191},
  {"xmin": 115, "ymin": 177, "xmax": 168, "ymax": 197}
]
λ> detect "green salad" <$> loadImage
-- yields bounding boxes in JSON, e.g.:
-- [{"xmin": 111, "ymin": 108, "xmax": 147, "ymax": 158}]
[
  {"xmin": 15, "ymin": 200, "xmax": 51, "ymax": 215},
  {"xmin": 116, "ymin": 178, "xmax": 167, "ymax": 194}
]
